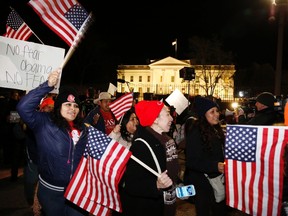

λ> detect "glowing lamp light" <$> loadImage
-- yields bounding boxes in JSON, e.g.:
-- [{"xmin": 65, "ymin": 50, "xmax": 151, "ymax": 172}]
[
  {"xmin": 238, "ymin": 91, "xmax": 244, "ymax": 98},
  {"xmin": 231, "ymin": 102, "xmax": 239, "ymax": 110}
]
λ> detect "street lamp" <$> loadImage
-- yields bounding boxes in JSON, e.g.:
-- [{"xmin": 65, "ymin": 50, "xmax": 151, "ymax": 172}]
[{"xmin": 271, "ymin": 0, "xmax": 287, "ymax": 96}]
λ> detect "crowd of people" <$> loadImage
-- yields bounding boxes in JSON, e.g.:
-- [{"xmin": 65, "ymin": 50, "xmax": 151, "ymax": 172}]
[{"xmin": 0, "ymin": 69, "xmax": 288, "ymax": 216}]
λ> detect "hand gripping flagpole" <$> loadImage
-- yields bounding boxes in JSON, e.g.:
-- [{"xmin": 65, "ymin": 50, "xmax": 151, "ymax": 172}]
[{"xmin": 60, "ymin": 12, "xmax": 94, "ymax": 69}]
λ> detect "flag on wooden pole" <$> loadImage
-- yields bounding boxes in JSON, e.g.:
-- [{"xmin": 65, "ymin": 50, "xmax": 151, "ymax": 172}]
[
  {"xmin": 3, "ymin": 8, "xmax": 33, "ymax": 41},
  {"xmin": 28, "ymin": 0, "xmax": 89, "ymax": 47},
  {"xmin": 109, "ymin": 93, "xmax": 133, "ymax": 121},
  {"xmin": 59, "ymin": 12, "xmax": 94, "ymax": 68},
  {"xmin": 64, "ymin": 126, "xmax": 132, "ymax": 215},
  {"xmin": 65, "ymin": 125, "xmax": 161, "ymax": 215}
]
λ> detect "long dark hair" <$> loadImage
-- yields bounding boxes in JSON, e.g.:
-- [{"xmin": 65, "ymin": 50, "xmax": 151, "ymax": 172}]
[
  {"xmin": 190, "ymin": 116, "xmax": 225, "ymax": 151},
  {"xmin": 120, "ymin": 108, "xmax": 136, "ymax": 142},
  {"xmin": 50, "ymin": 105, "xmax": 83, "ymax": 131}
]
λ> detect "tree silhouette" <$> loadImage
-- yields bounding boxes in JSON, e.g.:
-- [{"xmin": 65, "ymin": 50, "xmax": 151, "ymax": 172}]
[{"xmin": 187, "ymin": 36, "xmax": 234, "ymax": 96}]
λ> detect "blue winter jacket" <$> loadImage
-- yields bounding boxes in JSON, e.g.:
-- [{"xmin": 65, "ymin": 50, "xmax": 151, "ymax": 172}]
[{"xmin": 17, "ymin": 81, "xmax": 87, "ymax": 190}]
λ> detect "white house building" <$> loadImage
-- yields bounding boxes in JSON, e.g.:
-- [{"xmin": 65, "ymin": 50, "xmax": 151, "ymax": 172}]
[{"xmin": 117, "ymin": 56, "xmax": 236, "ymax": 101}]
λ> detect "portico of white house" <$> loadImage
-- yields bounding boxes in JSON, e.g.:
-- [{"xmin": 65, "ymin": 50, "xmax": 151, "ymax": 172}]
[{"xmin": 117, "ymin": 56, "xmax": 236, "ymax": 101}]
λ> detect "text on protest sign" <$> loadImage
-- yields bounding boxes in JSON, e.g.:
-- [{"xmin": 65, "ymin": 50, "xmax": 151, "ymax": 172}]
[{"xmin": 0, "ymin": 36, "xmax": 65, "ymax": 92}]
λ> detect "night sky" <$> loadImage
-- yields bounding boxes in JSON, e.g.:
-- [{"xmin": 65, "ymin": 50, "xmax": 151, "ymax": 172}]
[{"xmin": 0, "ymin": 0, "xmax": 285, "ymax": 89}]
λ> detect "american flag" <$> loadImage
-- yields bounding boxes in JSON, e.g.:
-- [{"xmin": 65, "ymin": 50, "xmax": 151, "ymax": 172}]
[
  {"xmin": 28, "ymin": 0, "xmax": 89, "ymax": 46},
  {"xmin": 64, "ymin": 126, "xmax": 132, "ymax": 216},
  {"xmin": 225, "ymin": 125, "xmax": 288, "ymax": 216},
  {"xmin": 109, "ymin": 93, "xmax": 133, "ymax": 121},
  {"xmin": 3, "ymin": 8, "xmax": 32, "ymax": 41}
]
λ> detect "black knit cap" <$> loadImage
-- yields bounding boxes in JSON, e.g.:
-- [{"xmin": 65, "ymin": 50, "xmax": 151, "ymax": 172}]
[
  {"xmin": 256, "ymin": 92, "xmax": 275, "ymax": 108},
  {"xmin": 54, "ymin": 86, "xmax": 81, "ymax": 109},
  {"xmin": 194, "ymin": 96, "xmax": 218, "ymax": 117}
]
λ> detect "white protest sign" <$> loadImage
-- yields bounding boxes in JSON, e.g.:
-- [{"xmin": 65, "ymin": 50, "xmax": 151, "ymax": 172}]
[
  {"xmin": 0, "ymin": 36, "xmax": 65, "ymax": 92},
  {"xmin": 165, "ymin": 88, "xmax": 189, "ymax": 115},
  {"xmin": 107, "ymin": 83, "xmax": 117, "ymax": 96}
]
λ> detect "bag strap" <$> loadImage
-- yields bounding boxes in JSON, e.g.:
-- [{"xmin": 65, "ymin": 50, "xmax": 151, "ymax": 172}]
[{"xmin": 135, "ymin": 138, "xmax": 161, "ymax": 174}]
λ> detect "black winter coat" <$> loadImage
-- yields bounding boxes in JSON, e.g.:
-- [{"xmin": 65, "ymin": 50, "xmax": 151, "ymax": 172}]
[
  {"xmin": 184, "ymin": 125, "xmax": 226, "ymax": 216},
  {"xmin": 120, "ymin": 126, "xmax": 167, "ymax": 216},
  {"xmin": 238, "ymin": 107, "xmax": 278, "ymax": 125}
]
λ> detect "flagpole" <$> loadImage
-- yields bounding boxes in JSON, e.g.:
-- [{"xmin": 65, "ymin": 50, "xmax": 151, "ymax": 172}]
[
  {"xmin": 175, "ymin": 39, "xmax": 177, "ymax": 58},
  {"xmin": 119, "ymin": 115, "xmax": 124, "ymax": 125},
  {"xmin": 172, "ymin": 39, "xmax": 177, "ymax": 58},
  {"xmin": 60, "ymin": 12, "xmax": 94, "ymax": 69},
  {"xmin": 31, "ymin": 30, "xmax": 44, "ymax": 44},
  {"xmin": 131, "ymin": 155, "xmax": 160, "ymax": 177}
]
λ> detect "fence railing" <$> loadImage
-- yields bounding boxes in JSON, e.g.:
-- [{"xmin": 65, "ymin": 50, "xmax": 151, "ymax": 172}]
[{"xmin": 118, "ymin": 83, "xmax": 236, "ymax": 102}]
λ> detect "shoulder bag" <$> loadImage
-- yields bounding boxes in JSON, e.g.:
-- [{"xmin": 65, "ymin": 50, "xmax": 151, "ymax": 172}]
[{"xmin": 204, "ymin": 173, "xmax": 225, "ymax": 203}]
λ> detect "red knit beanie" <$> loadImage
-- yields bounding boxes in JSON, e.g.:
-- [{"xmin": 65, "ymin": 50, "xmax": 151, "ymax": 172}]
[{"xmin": 135, "ymin": 100, "xmax": 164, "ymax": 126}]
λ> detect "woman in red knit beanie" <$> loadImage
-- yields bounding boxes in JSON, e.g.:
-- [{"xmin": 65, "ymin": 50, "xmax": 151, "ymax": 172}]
[{"xmin": 118, "ymin": 100, "xmax": 179, "ymax": 216}]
